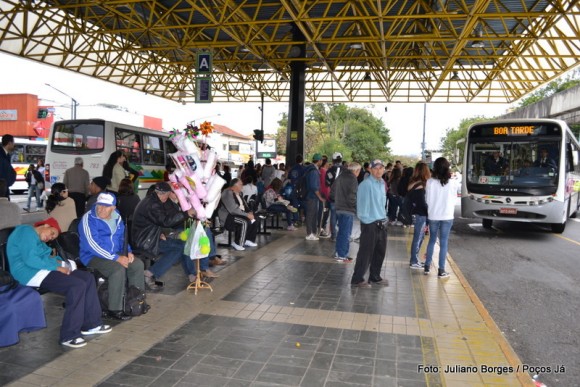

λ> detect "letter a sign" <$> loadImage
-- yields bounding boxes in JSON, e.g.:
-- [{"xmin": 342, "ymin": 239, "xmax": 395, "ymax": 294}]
[{"xmin": 197, "ymin": 52, "xmax": 212, "ymax": 74}]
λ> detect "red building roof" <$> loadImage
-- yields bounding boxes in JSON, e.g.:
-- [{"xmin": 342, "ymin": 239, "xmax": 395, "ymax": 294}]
[{"xmin": 212, "ymin": 123, "xmax": 250, "ymax": 139}]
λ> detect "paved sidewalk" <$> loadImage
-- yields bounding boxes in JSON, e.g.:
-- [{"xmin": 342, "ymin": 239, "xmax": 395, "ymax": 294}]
[{"xmin": 2, "ymin": 224, "xmax": 533, "ymax": 386}]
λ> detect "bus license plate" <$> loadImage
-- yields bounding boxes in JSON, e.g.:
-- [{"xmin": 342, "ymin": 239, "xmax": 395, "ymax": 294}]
[{"xmin": 499, "ymin": 208, "xmax": 517, "ymax": 215}]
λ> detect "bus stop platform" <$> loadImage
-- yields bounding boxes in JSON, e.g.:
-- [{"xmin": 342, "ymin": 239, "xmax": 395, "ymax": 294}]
[{"xmin": 1, "ymin": 224, "xmax": 533, "ymax": 387}]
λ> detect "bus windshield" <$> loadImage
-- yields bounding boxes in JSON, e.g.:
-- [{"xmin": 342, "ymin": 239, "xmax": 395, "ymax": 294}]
[
  {"xmin": 51, "ymin": 121, "xmax": 104, "ymax": 153},
  {"xmin": 466, "ymin": 123, "xmax": 562, "ymax": 195}
]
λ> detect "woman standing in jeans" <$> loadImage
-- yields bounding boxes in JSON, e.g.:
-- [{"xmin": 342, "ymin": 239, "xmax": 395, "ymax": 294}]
[
  {"xmin": 424, "ymin": 157, "xmax": 460, "ymax": 278},
  {"xmin": 407, "ymin": 162, "xmax": 430, "ymax": 269}
]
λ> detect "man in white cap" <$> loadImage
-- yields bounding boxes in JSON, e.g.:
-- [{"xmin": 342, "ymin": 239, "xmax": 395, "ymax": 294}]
[{"xmin": 78, "ymin": 192, "xmax": 146, "ymax": 321}]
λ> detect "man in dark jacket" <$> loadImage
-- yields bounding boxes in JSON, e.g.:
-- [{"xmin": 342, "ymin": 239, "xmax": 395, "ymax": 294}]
[
  {"xmin": 325, "ymin": 152, "xmax": 343, "ymax": 241},
  {"xmin": 330, "ymin": 162, "xmax": 361, "ymax": 262},
  {"xmin": 131, "ymin": 182, "xmax": 201, "ymax": 285},
  {"xmin": 304, "ymin": 154, "xmax": 325, "ymax": 240},
  {"xmin": 0, "ymin": 134, "xmax": 16, "ymax": 199}
]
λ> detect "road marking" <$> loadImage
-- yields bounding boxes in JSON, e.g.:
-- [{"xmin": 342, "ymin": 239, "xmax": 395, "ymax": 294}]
[{"xmin": 554, "ymin": 233, "xmax": 580, "ymax": 246}]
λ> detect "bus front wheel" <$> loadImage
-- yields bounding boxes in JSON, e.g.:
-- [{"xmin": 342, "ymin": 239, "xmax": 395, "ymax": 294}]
[
  {"xmin": 551, "ymin": 222, "xmax": 566, "ymax": 233},
  {"xmin": 482, "ymin": 219, "xmax": 493, "ymax": 229}
]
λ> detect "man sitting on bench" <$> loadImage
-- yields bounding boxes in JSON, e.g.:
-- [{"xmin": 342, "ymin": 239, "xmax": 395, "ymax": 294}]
[{"xmin": 7, "ymin": 217, "xmax": 111, "ymax": 348}]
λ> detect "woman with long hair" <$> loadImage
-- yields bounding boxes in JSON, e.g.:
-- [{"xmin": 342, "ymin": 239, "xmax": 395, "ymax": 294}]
[
  {"xmin": 102, "ymin": 150, "xmax": 126, "ymax": 194},
  {"xmin": 407, "ymin": 162, "xmax": 431, "ymax": 269},
  {"xmin": 263, "ymin": 178, "xmax": 299, "ymax": 230},
  {"xmin": 45, "ymin": 183, "xmax": 77, "ymax": 232},
  {"xmin": 424, "ymin": 157, "xmax": 460, "ymax": 278}
]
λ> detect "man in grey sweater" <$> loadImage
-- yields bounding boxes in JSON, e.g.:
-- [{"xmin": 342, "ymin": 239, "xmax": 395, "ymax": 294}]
[{"xmin": 330, "ymin": 162, "xmax": 361, "ymax": 262}]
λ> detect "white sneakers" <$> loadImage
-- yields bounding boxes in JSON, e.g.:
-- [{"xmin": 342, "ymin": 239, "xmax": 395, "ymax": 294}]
[
  {"xmin": 231, "ymin": 242, "xmax": 245, "ymax": 251},
  {"xmin": 305, "ymin": 234, "xmax": 319, "ymax": 241},
  {"xmin": 81, "ymin": 324, "xmax": 112, "ymax": 335},
  {"xmin": 244, "ymin": 240, "xmax": 258, "ymax": 247}
]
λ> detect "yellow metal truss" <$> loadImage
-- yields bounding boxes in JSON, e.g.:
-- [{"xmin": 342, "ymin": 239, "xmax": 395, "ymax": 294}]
[{"xmin": 1, "ymin": 0, "xmax": 579, "ymax": 103}]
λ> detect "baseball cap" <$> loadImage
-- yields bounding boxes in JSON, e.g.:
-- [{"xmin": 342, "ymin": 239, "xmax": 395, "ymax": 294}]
[
  {"xmin": 154, "ymin": 182, "xmax": 172, "ymax": 193},
  {"xmin": 96, "ymin": 192, "xmax": 117, "ymax": 207},
  {"xmin": 34, "ymin": 217, "xmax": 61, "ymax": 234},
  {"xmin": 312, "ymin": 153, "xmax": 322, "ymax": 162},
  {"xmin": 332, "ymin": 152, "xmax": 343, "ymax": 161},
  {"xmin": 370, "ymin": 159, "xmax": 384, "ymax": 168}
]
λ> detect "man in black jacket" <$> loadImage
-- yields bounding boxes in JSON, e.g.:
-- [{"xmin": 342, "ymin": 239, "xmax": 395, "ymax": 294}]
[
  {"xmin": 132, "ymin": 182, "xmax": 199, "ymax": 286},
  {"xmin": 330, "ymin": 162, "xmax": 361, "ymax": 262},
  {"xmin": 0, "ymin": 134, "xmax": 16, "ymax": 199}
]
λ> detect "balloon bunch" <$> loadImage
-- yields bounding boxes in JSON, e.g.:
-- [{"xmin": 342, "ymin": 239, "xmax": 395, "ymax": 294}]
[{"xmin": 168, "ymin": 126, "xmax": 225, "ymax": 220}]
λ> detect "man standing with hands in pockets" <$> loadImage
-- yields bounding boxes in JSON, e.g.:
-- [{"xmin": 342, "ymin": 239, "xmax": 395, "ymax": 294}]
[{"xmin": 350, "ymin": 159, "xmax": 389, "ymax": 288}]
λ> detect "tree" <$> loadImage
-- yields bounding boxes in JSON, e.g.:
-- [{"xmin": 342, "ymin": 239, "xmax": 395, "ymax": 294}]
[
  {"xmin": 440, "ymin": 116, "xmax": 489, "ymax": 165},
  {"xmin": 518, "ymin": 70, "xmax": 580, "ymax": 108}
]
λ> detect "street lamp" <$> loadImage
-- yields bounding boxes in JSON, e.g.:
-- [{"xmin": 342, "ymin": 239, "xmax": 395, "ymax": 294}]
[{"xmin": 45, "ymin": 83, "xmax": 79, "ymax": 119}]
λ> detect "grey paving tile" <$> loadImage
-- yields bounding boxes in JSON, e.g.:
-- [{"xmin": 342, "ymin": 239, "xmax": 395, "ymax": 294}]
[
  {"xmin": 268, "ymin": 354, "xmax": 312, "ymax": 368},
  {"xmin": 327, "ymin": 369, "xmax": 373, "ymax": 385},
  {"xmin": 310, "ymin": 353, "xmax": 334, "ymax": 370},
  {"xmin": 179, "ymin": 372, "xmax": 232, "ymax": 386},
  {"xmin": 398, "ymin": 368, "xmax": 428, "ymax": 381},
  {"xmin": 300, "ymin": 368, "xmax": 328, "ymax": 386},
  {"xmin": 144, "ymin": 347, "xmax": 187, "ymax": 360},
  {"xmin": 317, "ymin": 338, "xmax": 339, "ymax": 354},
  {"xmin": 170, "ymin": 353, "xmax": 204, "ymax": 372},
  {"xmin": 373, "ymin": 375, "xmax": 398, "ymax": 387},
  {"xmin": 119, "ymin": 362, "xmax": 167, "ymax": 378},
  {"xmin": 330, "ymin": 360, "xmax": 374, "ymax": 376},
  {"xmin": 260, "ymin": 363, "xmax": 308, "ymax": 377},
  {"xmin": 226, "ymin": 379, "xmax": 252, "ymax": 387},
  {"xmin": 150, "ymin": 369, "xmax": 187, "ymax": 386},
  {"xmin": 132, "ymin": 355, "xmax": 177, "ymax": 368},
  {"xmin": 233, "ymin": 361, "xmax": 265, "ymax": 381},
  {"xmin": 397, "ymin": 378, "xmax": 428, "ymax": 387},
  {"xmin": 103, "ymin": 371, "xmax": 156, "ymax": 386},
  {"xmin": 255, "ymin": 370, "xmax": 304, "ymax": 386},
  {"xmin": 190, "ymin": 362, "xmax": 239, "ymax": 378}
]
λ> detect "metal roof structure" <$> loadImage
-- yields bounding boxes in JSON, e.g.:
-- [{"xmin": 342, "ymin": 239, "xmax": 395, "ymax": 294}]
[{"xmin": 1, "ymin": 0, "xmax": 579, "ymax": 104}]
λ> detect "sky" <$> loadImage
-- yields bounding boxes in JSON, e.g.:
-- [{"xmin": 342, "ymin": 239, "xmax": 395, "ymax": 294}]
[{"xmin": 0, "ymin": 52, "xmax": 514, "ymax": 156}]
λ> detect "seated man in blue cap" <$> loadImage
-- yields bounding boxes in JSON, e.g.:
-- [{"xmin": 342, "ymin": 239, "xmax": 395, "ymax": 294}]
[{"xmin": 78, "ymin": 192, "xmax": 147, "ymax": 321}]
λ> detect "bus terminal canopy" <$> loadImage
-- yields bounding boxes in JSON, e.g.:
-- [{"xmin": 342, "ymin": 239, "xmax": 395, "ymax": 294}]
[{"xmin": 1, "ymin": 0, "xmax": 579, "ymax": 104}]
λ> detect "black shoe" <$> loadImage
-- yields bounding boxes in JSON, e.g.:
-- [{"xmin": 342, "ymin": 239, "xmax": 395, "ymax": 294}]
[
  {"xmin": 369, "ymin": 278, "xmax": 389, "ymax": 286},
  {"xmin": 424, "ymin": 268, "xmax": 430, "ymax": 275},
  {"xmin": 107, "ymin": 310, "xmax": 132, "ymax": 321},
  {"xmin": 145, "ymin": 276, "xmax": 161, "ymax": 291},
  {"xmin": 351, "ymin": 281, "xmax": 371, "ymax": 288}
]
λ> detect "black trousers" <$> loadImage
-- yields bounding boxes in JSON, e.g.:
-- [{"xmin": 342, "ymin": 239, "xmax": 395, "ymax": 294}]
[
  {"xmin": 69, "ymin": 191, "xmax": 87, "ymax": 219},
  {"xmin": 40, "ymin": 270, "xmax": 103, "ymax": 342},
  {"xmin": 227, "ymin": 215, "xmax": 259, "ymax": 245},
  {"xmin": 351, "ymin": 221, "xmax": 388, "ymax": 284}
]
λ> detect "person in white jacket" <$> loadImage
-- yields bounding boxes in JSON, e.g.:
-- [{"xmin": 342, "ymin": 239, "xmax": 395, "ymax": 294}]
[{"xmin": 424, "ymin": 157, "xmax": 460, "ymax": 278}]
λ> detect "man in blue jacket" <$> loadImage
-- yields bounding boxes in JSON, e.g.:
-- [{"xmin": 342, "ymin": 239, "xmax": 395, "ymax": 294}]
[
  {"xmin": 78, "ymin": 192, "xmax": 145, "ymax": 321},
  {"xmin": 0, "ymin": 134, "xmax": 17, "ymax": 199},
  {"xmin": 351, "ymin": 159, "xmax": 389, "ymax": 288}
]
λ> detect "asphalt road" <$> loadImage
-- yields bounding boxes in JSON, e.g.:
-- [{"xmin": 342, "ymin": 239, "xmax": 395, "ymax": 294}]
[{"xmin": 449, "ymin": 205, "xmax": 580, "ymax": 387}]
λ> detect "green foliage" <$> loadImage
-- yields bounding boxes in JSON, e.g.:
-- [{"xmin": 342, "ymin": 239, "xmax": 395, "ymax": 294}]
[
  {"xmin": 440, "ymin": 116, "xmax": 490, "ymax": 164},
  {"xmin": 518, "ymin": 71, "xmax": 580, "ymax": 108},
  {"xmin": 275, "ymin": 103, "xmax": 392, "ymax": 162}
]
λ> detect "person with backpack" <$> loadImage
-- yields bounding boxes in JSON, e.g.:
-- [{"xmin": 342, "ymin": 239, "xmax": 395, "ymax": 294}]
[
  {"xmin": 303, "ymin": 154, "xmax": 325, "ymax": 240},
  {"xmin": 325, "ymin": 152, "xmax": 343, "ymax": 240},
  {"xmin": 407, "ymin": 162, "xmax": 431, "ymax": 269}
]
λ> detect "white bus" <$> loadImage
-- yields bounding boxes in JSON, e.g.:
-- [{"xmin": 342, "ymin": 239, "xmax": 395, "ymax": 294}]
[
  {"xmin": 44, "ymin": 119, "xmax": 176, "ymax": 196},
  {"xmin": 0, "ymin": 137, "xmax": 48, "ymax": 194},
  {"xmin": 461, "ymin": 119, "xmax": 580, "ymax": 233}
]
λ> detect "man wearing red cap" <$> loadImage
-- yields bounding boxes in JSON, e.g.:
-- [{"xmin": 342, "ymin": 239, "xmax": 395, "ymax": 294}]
[{"xmin": 7, "ymin": 217, "xmax": 111, "ymax": 348}]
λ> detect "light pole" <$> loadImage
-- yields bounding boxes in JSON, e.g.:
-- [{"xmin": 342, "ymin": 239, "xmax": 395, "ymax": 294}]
[
  {"xmin": 45, "ymin": 83, "xmax": 78, "ymax": 119},
  {"xmin": 421, "ymin": 103, "xmax": 427, "ymax": 161}
]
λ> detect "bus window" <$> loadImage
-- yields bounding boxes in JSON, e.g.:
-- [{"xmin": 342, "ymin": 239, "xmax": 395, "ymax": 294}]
[
  {"xmin": 165, "ymin": 140, "xmax": 177, "ymax": 166},
  {"xmin": 52, "ymin": 122, "xmax": 104, "ymax": 152},
  {"xmin": 116, "ymin": 129, "xmax": 141, "ymax": 164},
  {"xmin": 142, "ymin": 135, "xmax": 164, "ymax": 165}
]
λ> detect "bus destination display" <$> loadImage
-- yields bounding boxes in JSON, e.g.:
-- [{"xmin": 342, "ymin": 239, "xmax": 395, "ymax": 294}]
[{"xmin": 471, "ymin": 124, "xmax": 560, "ymax": 138}]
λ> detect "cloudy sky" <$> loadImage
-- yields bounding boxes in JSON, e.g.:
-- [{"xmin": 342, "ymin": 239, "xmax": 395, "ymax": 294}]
[{"xmin": 0, "ymin": 53, "xmax": 513, "ymax": 156}]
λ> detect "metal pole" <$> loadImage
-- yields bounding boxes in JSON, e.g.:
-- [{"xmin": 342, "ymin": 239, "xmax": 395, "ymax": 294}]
[
  {"xmin": 421, "ymin": 103, "xmax": 427, "ymax": 161},
  {"xmin": 45, "ymin": 83, "xmax": 78, "ymax": 120}
]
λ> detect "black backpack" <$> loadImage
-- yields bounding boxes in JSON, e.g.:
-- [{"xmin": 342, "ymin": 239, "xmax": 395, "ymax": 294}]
[
  {"xmin": 294, "ymin": 170, "xmax": 312, "ymax": 201},
  {"xmin": 98, "ymin": 281, "xmax": 149, "ymax": 316},
  {"xmin": 398, "ymin": 182, "xmax": 421, "ymax": 226}
]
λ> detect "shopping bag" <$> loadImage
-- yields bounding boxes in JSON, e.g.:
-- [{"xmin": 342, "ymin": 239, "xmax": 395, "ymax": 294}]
[{"xmin": 185, "ymin": 221, "xmax": 211, "ymax": 260}]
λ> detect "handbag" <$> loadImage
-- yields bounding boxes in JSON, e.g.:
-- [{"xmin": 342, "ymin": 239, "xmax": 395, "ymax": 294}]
[{"xmin": 0, "ymin": 269, "xmax": 19, "ymax": 294}]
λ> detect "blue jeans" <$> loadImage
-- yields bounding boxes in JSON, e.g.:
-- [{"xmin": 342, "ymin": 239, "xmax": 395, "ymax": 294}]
[
  {"xmin": 425, "ymin": 219, "xmax": 454, "ymax": 271},
  {"xmin": 410, "ymin": 215, "xmax": 427, "ymax": 265},
  {"xmin": 268, "ymin": 204, "xmax": 298, "ymax": 227},
  {"xmin": 335, "ymin": 212, "xmax": 354, "ymax": 258},
  {"xmin": 26, "ymin": 184, "xmax": 41, "ymax": 208}
]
